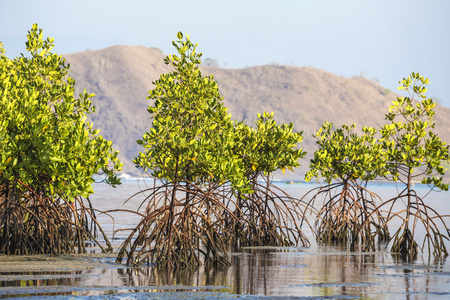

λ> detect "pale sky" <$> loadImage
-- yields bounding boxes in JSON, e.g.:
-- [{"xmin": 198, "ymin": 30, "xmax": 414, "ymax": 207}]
[{"xmin": 1, "ymin": 0, "xmax": 449, "ymax": 107}]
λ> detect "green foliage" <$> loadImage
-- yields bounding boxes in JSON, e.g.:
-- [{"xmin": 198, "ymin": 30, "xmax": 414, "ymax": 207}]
[
  {"xmin": 233, "ymin": 112, "xmax": 306, "ymax": 180},
  {"xmin": 203, "ymin": 58, "xmax": 219, "ymax": 67},
  {"xmin": 134, "ymin": 32, "xmax": 247, "ymax": 191},
  {"xmin": 382, "ymin": 88, "xmax": 391, "ymax": 96},
  {"xmin": 306, "ymin": 121, "xmax": 385, "ymax": 184},
  {"xmin": 0, "ymin": 24, "xmax": 122, "ymax": 200},
  {"xmin": 380, "ymin": 72, "xmax": 449, "ymax": 190}
]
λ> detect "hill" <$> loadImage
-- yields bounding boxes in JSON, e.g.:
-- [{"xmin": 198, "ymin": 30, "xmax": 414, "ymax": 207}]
[{"xmin": 63, "ymin": 45, "xmax": 450, "ymax": 179}]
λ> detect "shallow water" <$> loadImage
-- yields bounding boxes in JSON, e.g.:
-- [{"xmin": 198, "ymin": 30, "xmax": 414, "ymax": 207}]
[{"xmin": 0, "ymin": 180, "xmax": 449, "ymax": 299}]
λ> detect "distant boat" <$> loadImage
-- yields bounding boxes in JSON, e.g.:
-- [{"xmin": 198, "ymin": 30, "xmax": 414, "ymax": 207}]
[
  {"xmin": 118, "ymin": 173, "xmax": 156, "ymax": 182},
  {"xmin": 284, "ymin": 180, "xmax": 303, "ymax": 185},
  {"xmin": 118, "ymin": 173, "xmax": 133, "ymax": 180}
]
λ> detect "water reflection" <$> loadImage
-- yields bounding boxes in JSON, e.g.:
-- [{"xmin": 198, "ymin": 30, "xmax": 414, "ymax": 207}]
[
  {"xmin": 1, "ymin": 243, "xmax": 449, "ymax": 298},
  {"xmin": 0, "ymin": 181, "xmax": 449, "ymax": 299},
  {"xmin": 79, "ymin": 247, "xmax": 450, "ymax": 298},
  {"xmin": 0, "ymin": 270, "xmax": 83, "ymax": 287}
]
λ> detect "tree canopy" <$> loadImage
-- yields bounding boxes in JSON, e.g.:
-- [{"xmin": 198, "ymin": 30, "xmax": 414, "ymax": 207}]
[
  {"xmin": 0, "ymin": 24, "xmax": 122, "ymax": 200},
  {"xmin": 134, "ymin": 32, "xmax": 248, "ymax": 191},
  {"xmin": 233, "ymin": 112, "xmax": 305, "ymax": 181},
  {"xmin": 380, "ymin": 72, "xmax": 449, "ymax": 190},
  {"xmin": 306, "ymin": 121, "xmax": 385, "ymax": 184}
]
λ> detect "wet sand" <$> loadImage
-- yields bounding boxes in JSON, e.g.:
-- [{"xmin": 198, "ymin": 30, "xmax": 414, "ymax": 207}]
[{"xmin": 0, "ymin": 253, "xmax": 118, "ymax": 272}]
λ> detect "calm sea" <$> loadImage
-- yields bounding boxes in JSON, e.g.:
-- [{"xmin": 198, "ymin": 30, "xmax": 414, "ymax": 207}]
[{"xmin": 0, "ymin": 180, "xmax": 449, "ymax": 299}]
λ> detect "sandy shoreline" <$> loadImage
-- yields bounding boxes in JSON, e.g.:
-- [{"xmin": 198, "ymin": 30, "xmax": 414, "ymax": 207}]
[{"xmin": 0, "ymin": 252, "xmax": 119, "ymax": 272}]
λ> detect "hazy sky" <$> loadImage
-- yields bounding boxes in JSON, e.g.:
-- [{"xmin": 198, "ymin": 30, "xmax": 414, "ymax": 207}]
[{"xmin": 2, "ymin": 0, "xmax": 449, "ymax": 107}]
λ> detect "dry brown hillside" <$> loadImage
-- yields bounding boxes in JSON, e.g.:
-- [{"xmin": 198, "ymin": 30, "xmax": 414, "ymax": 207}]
[{"xmin": 64, "ymin": 45, "xmax": 450, "ymax": 179}]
